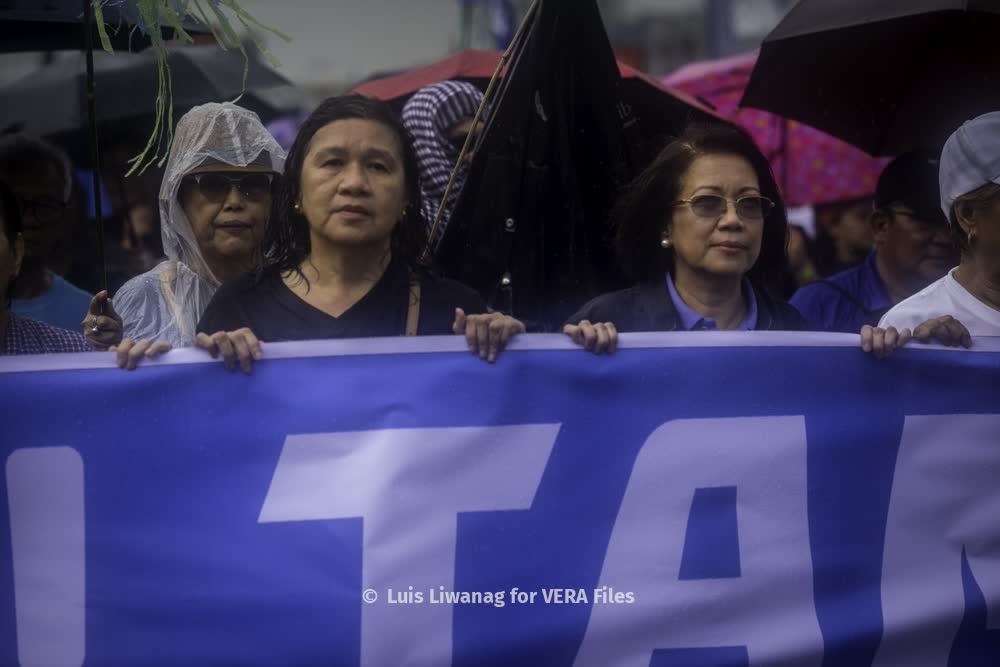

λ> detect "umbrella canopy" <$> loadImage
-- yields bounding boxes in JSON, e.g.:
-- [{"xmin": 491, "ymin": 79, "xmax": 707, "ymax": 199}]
[
  {"xmin": 0, "ymin": 44, "xmax": 311, "ymax": 157},
  {"xmin": 429, "ymin": 0, "xmax": 716, "ymax": 327},
  {"xmin": 352, "ymin": 48, "xmax": 722, "ymax": 145},
  {"xmin": 352, "ymin": 49, "xmax": 503, "ymax": 102},
  {"xmin": 0, "ymin": 0, "xmax": 207, "ymax": 53},
  {"xmin": 664, "ymin": 50, "xmax": 889, "ymax": 207},
  {"xmin": 742, "ymin": 0, "xmax": 1000, "ymax": 156}
]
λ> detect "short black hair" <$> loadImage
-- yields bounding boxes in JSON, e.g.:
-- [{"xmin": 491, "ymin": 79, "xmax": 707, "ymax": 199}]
[
  {"xmin": 613, "ymin": 122, "xmax": 789, "ymax": 288},
  {"xmin": 874, "ymin": 150, "xmax": 944, "ymax": 224},
  {"xmin": 262, "ymin": 94, "xmax": 427, "ymax": 280},
  {"xmin": 0, "ymin": 134, "xmax": 74, "ymax": 202}
]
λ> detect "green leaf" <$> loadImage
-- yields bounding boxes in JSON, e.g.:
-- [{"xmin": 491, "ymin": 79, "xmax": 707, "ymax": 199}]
[
  {"xmin": 113, "ymin": 0, "xmax": 290, "ymax": 174},
  {"xmin": 93, "ymin": 0, "xmax": 114, "ymax": 53}
]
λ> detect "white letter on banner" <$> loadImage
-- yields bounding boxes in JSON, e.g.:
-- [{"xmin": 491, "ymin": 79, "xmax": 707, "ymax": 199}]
[
  {"xmin": 258, "ymin": 424, "xmax": 559, "ymax": 666},
  {"xmin": 874, "ymin": 414, "xmax": 1000, "ymax": 666},
  {"xmin": 6, "ymin": 447, "xmax": 85, "ymax": 667},
  {"xmin": 575, "ymin": 416, "xmax": 821, "ymax": 667}
]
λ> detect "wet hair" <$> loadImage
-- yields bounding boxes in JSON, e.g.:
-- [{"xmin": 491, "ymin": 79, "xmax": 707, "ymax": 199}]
[
  {"xmin": 612, "ymin": 122, "xmax": 789, "ymax": 288},
  {"xmin": 0, "ymin": 179, "xmax": 23, "ymax": 305},
  {"xmin": 262, "ymin": 94, "xmax": 427, "ymax": 281},
  {"xmin": 0, "ymin": 134, "xmax": 74, "ymax": 203},
  {"xmin": 949, "ymin": 182, "xmax": 1000, "ymax": 255}
]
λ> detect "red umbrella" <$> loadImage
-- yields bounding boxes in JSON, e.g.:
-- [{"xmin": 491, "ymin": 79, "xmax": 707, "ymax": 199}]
[
  {"xmin": 353, "ymin": 49, "xmax": 502, "ymax": 101},
  {"xmin": 663, "ymin": 51, "xmax": 889, "ymax": 207},
  {"xmin": 353, "ymin": 48, "xmax": 722, "ymax": 131}
]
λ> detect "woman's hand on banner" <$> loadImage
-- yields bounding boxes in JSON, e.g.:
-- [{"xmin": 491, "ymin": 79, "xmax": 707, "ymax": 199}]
[
  {"xmin": 911, "ymin": 316, "xmax": 972, "ymax": 348},
  {"xmin": 862, "ymin": 316, "xmax": 972, "ymax": 358},
  {"xmin": 563, "ymin": 320, "xmax": 618, "ymax": 355},
  {"xmin": 860, "ymin": 325, "xmax": 911, "ymax": 359},
  {"xmin": 453, "ymin": 308, "xmax": 526, "ymax": 363},
  {"xmin": 195, "ymin": 328, "xmax": 262, "ymax": 375},
  {"xmin": 110, "ymin": 338, "xmax": 172, "ymax": 370}
]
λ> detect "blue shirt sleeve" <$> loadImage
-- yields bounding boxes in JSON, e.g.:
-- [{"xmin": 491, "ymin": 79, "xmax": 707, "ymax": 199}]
[{"xmin": 789, "ymin": 284, "xmax": 835, "ymax": 332}]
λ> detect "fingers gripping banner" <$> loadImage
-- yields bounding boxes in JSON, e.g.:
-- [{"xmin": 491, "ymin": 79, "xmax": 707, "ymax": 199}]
[{"xmin": 1, "ymin": 333, "xmax": 999, "ymax": 666}]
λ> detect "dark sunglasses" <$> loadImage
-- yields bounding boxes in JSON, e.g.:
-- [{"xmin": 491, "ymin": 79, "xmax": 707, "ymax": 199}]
[
  {"xmin": 674, "ymin": 194, "xmax": 774, "ymax": 221},
  {"xmin": 183, "ymin": 172, "xmax": 275, "ymax": 202}
]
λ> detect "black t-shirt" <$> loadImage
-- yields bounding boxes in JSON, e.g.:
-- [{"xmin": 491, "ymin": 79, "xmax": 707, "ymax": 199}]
[{"xmin": 197, "ymin": 262, "xmax": 487, "ymax": 341}]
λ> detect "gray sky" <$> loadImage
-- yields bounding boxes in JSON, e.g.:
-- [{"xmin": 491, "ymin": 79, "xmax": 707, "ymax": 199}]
[
  {"xmin": 0, "ymin": 1, "xmax": 778, "ymax": 93},
  {"xmin": 239, "ymin": 0, "xmax": 466, "ymax": 91}
]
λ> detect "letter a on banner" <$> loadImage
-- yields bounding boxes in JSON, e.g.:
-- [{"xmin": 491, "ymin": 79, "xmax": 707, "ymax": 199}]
[
  {"xmin": 875, "ymin": 414, "xmax": 1000, "ymax": 666},
  {"xmin": 258, "ymin": 424, "xmax": 560, "ymax": 667},
  {"xmin": 575, "ymin": 416, "xmax": 822, "ymax": 666}
]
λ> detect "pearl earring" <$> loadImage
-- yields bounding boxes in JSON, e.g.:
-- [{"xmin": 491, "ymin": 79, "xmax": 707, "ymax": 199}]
[
  {"xmin": 293, "ymin": 203, "xmax": 301, "ymax": 211},
  {"xmin": 660, "ymin": 237, "xmax": 672, "ymax": 248}
]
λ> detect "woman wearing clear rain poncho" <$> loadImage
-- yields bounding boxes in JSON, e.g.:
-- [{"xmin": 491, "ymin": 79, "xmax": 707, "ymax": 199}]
[{"xmin": 82, "ymin": 102, "xmax": 286, "ymax": 367}]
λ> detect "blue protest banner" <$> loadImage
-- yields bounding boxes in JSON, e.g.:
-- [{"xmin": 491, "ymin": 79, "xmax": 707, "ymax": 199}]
[{"xmin": 2, "ymin": 332, "xmax": 999, "ymax": 666}]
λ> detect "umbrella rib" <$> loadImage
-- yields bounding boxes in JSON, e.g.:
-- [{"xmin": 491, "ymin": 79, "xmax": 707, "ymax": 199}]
[
  {"xmin": 83, "ymin": 0, "xmax": 108, "ymax": 294},
  {"xmin": 420, "ymin": 0, "xmax": 541, "ymax": 264}
]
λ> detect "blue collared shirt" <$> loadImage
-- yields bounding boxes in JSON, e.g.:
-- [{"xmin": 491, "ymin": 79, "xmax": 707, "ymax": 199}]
[
  {"xmin": 789, "ymin": 251, "xmax": 893, "ymax": 333},
  {"xmin": 11, "ymin": 272, "xmax": 93, "ymax": 332},
  {"xmin": 665, "ymin": 273, "xmax": 759, "ymax": 331}
]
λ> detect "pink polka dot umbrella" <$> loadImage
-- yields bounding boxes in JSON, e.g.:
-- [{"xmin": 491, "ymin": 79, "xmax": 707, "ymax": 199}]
[{"xmin": 663, "ymin": 51, "xmax": 889, "ymax": 207}]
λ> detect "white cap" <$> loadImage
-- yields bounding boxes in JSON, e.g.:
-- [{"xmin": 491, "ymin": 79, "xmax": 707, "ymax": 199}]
[
  {"xmin": 939, "ymin": 111, "xmax": 1000, "ymax": 220},
  {"xmin": 786, "ymin": 205, "xmax": 816, "ymax": 239}
]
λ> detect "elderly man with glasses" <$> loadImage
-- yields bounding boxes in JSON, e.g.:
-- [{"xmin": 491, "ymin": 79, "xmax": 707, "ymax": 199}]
[
  {"xmin": 0, "ymin": 134, "xmax": 94, "ymax": 332},
  {"xmin": 790, "ymin": 152, "xmax": 958, "ymax": 333}
]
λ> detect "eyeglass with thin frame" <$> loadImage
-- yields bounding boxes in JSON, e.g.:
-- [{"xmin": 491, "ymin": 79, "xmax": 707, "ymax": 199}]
[
  {"xmin": 883, "ymin": 207, "xmax": 947, "ymax": 234},
  {"xmin": 880, "ymin": 206, "xmax": 954, "ymax": 244},
  {"xmin": 182, "ymin": 172, "xmax": 275, "ymax": 203},
  {"xmin": 673, "ymin": 194, "xmax": 774, "ymax": 221},
  {"xmin": 19, "ymin": 196, "xmax": 67, "ymax": 224}
]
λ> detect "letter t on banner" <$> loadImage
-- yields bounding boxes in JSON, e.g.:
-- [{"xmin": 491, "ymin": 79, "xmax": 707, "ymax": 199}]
[
  {"xmin": 575, "ymin": 417, "xmax": 822, "ymax": 666},
  {"xmin": 258, "ymin": 424, "xmax": 560, "ymax": 666}
]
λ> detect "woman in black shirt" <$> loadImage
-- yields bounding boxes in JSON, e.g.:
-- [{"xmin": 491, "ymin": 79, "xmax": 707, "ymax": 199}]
[{"xmin": 196, "ymin": 95, "xmax": 524, "ymax": 371}]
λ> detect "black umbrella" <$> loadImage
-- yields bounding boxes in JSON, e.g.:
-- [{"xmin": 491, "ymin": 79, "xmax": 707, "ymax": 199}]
[
  {"xmin": 0, "ymin": 44, "xmax": 310, "ymax": 157},
  {"xmin": 1, "ymin": 1, "xmax": 211, "ymax": 294},
  {"xmin": 436, "ymin": 0, "xmax": 708, "ymax": 328},
  {"xmin": 351, "ymin": 49, "xmax": 720, "ymax": 147},
  {"xmin": 742, "ymin": 0, "xmax": 1000, "ymax": 156},
  {"xmin": 0, "ymin": 0, "xmax": 205, "ymax": 53}
]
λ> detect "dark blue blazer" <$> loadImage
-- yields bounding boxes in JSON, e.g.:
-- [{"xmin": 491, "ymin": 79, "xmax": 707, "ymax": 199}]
[{"xmin": 565, "ymin": 279, "xmax": 807, "ymax": 332}]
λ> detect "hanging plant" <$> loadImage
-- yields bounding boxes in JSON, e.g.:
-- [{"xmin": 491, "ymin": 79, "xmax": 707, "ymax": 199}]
[{"xmin": 92, "ymin": 0, "xmax": 291, "ymax": 175}]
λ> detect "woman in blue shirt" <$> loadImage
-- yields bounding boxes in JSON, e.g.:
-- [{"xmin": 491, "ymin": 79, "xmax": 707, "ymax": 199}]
[{"xmin": 564, "ymin": 123, "xmax": 804, "ymax": 353}]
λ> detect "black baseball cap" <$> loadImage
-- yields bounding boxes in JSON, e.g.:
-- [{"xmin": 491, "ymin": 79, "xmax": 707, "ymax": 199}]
[{"xmin": 875, "ymin": 151, "xmax": 947, "ymax": 224}]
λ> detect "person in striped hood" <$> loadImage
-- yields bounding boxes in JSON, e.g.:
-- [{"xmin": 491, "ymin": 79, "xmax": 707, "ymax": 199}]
[{"xmin": 401, "ymin": 80, "xmax": 485, "ymax": 250}]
